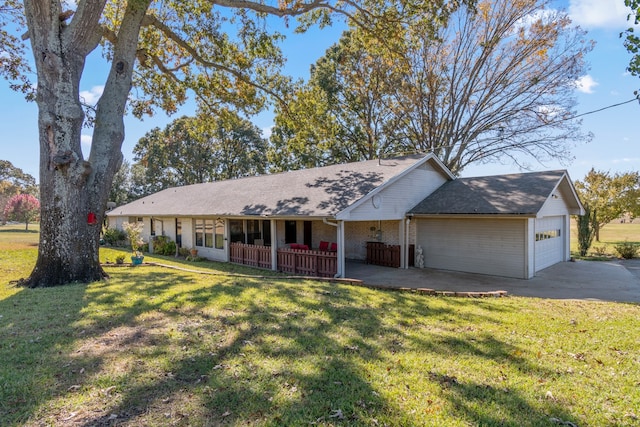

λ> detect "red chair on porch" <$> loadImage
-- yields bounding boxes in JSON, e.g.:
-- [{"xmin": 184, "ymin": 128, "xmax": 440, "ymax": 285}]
[
  {"xmin": 319, "ymin": 241, "xmax": 329, "ymax": 251},
  {"xmin": 329, "ymin": 242, "xmax": 337, "ymax": 252}
]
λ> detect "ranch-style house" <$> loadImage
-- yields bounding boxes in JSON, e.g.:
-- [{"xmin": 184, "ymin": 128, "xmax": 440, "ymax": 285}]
[{"xmin": 106, "ymin": 153, "xmax": 584, "ymax": 279}]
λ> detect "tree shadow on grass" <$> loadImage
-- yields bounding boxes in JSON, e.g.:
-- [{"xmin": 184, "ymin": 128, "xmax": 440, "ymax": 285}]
[
  {"xmin": 1, "ymin": 266, "xmax": 583, "ymax": 426},
  {"xmin": 0, "ymin": 282, "xmax": 89, "ymax": 424}
]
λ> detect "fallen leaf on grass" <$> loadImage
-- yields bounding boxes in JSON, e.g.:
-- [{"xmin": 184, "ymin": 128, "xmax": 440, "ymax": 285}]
[
  {"xmin": 101, "ymin": 386, "xmax": 117, "ymax": 396},
  {"xmin": 61, "ymin": 412, "xmax": 77, "ymax": 421},
  {"xmin": 329, "ymin": 409, "xmax": 344, "ymax": 420}
]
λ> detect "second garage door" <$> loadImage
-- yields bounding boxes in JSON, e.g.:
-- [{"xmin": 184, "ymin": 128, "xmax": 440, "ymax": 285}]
[{"xmin": 534, "ymin": 216, "xmax": 565, "ymax": 271}]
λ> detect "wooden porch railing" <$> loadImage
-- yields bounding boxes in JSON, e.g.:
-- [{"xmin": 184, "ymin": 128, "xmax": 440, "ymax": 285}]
[
  {"xmin": 366, "ymin": 241, "xmax": 401, "ymax": 268},
  {"xmin": 230, "ymin": 243, "xmax": 272, "ymax": 269},
  {"xmin": 229, "ymin": 243, "xmax": 338, "ymax": 277},
  {"xmin": 277, "ymin": 248, "xmax": 337, "ymax": 277}
]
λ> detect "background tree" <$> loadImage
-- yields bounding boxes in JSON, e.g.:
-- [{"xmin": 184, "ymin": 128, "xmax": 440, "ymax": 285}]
[
  {"xmin": 272, "ymin": 0, "xmax": 593, "ymax": 174},
  {"xmin": 3, "ymin": 193, "xmax": 39, "ymax": 230},
  {"xmin": 576, "ymin": 205, "xmax": 597, "ymax": 257},
  {"xmin": 133, "ymin": 111, "xmax": 267, "ymax": 189},
  {"xmin": 0, "ymin": 159, "xmax": 37, "ymax": 223},
  {"xmin": 0, "ymin": 0, "xmax": 372, "ymax": 287},
  {"xmin": 574, "ymin": 169, "xmax": 640, "ymax": 241},
  {"xmin": 269, "ymin": 31, "xmax": 402, "ymax": 170},
  {"xmin": 108, "ymin": 159, "xmax": 135, "ymax": 207}
]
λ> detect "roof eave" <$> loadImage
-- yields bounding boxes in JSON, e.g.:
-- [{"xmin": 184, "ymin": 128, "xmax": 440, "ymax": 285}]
[{"xmin": 408, "ymin": 213, "xmax": 537, "ymax": 219}]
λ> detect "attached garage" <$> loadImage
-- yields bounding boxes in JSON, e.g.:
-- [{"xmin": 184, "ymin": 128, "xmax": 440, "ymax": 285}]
[
  {"xmin": 417, "ymin": 217, "xmax": 527, "ymax": 278},
  {"xmin": 409, "ymin": 171, "xmax": 584, "ymax": 279}
]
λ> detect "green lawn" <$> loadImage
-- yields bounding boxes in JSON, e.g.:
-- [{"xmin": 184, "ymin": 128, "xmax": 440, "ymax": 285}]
[
  {"xmin": 570, "ymin": 221, "xmax": 640, "ymax": 258},
  {"xmin": 1, "ymin": 225, "xmax": 639, "ymax": 426}
]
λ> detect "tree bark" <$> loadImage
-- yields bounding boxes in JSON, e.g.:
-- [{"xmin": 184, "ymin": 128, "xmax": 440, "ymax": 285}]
[{"xmin": 22, "ymin": 0, "xmax": 148, "ymax": 287}]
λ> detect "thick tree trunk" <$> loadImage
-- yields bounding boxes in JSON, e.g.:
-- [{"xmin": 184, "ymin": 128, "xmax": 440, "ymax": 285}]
[
  {"xmin": 22, "ymin": 0, "xmax": 149, "ymax": 287},
  {"xmin": 24, "ymin": 38, "xmax": 105, "ymax": 286},
  {"xmin": 28, "ymin": 164, "xmax": 107, "ymax": 286}
]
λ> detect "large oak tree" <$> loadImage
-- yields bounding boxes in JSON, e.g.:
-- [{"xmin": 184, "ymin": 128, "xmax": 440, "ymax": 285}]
[{"xmin": 0, "ymin": 0, "xmax": 375, "ymax": 287}]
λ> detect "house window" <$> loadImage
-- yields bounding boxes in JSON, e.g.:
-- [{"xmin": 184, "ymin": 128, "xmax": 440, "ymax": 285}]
[
  {"xmin": 205, "ymin": 219, "xmax": 214, "ymax": 247},
  {"xmin": 285, "ymin": 220, "xmax": 297, "ymax": 244},
  {"xmin": 536, "ymin": 229, "xmax": 561, "ymax": 241},
  {"xmin": 215, "ymin": 219, "xmax": 224, "ymax": 249},
  {"xmin": 195, "ymin": 219, "xmax": 204, "ymax": 246}
]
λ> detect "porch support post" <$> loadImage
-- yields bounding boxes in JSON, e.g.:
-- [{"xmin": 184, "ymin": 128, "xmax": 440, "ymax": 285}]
[
  {"xmin": 399, "ymin": 218, "xmax": 407, "ymax": 269},
  {"xmin": 270, "ymin": 219, "xmax": 278, "ymax": 271},
  {"xmin": 224, "ymin": 218, "xmax": 230, "ymax": 263},
  {"xmin": 337, "ymin": 220, "xmax": 345, "ymax": 278}
]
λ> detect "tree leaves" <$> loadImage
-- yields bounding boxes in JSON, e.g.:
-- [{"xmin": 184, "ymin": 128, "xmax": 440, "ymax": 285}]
[
  {"xmin": 133, "ymin": 112, "xmax": 267, "ymax": 190},
  {"xmin": 574, "ymin": 169, "xmax": 640, "ymax": 241},
  {"xmin": 271, "ymin": 0, "xmax": 593, "ymax": 174}
]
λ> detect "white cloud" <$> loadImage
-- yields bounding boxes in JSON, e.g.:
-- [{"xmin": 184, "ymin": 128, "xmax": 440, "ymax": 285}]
[
  {"xmin": 612, "ymin": 157, "xmax": 640, "ymax": 164},
  {"xmin": 575, "ymin": 75, "xmax": 598, "ymax": 94},
  {"xmin": 569, "ymin": 0, "xmax": 633, "ymax": 29},
  {"xmin": 261, "ymin": 126, "xmax": 274, "ymax": 139},
  {"xmin": 514, "ymin": 9, "xmax": 556, "ymax": 35},
  {"xmin": 537, "ymin": 104, "xmax": 562, "ymax": 121},
  {"xmin": 79, "ymin": 85, "xmax": 104, "ymax": 105}
]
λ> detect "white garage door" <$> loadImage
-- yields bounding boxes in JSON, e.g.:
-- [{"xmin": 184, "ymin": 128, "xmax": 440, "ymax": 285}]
[
  {"xmin": 535, "ymin": 216, "xmax": 565, "ymax": 271},
  {"xmin": 416, "ymin": 218, "xmax": 527, "ymax": 278}
]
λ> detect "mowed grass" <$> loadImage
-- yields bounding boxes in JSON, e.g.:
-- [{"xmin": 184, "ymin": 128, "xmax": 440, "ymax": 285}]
[
  {"xmin": 570, "ymin": 221, "xmax": 640, "ymax": 258},
  {"xmin": 1, "ymin": 226, "xmax": 639, "ymax": 426}
]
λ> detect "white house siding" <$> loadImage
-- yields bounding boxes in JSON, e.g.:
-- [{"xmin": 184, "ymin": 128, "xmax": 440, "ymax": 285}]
[
  {"xmin": 108, "ymin": 216, "xmax": 133, "ymax": 231},
  {"xmin": 416, "ymin": 218, "xmax": 528, "ymax": 279},
  {"xmin": 538, "ymin": 187, "xmax": 571, "ymax": 217},
  {"xmin": 181, "ymin": 219, "xmax": 194, "ymax": 252},
  {"xmin": 344, "ymin": 162, "xmax": 448, "ymax": 221}
]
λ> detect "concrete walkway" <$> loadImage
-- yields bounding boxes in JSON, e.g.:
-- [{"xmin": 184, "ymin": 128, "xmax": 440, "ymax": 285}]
[{"xmin": 345, "ymin": 259, "xmax": 640, "ymax": 303}]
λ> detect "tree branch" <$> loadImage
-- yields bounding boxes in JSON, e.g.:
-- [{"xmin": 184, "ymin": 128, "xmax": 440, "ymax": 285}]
[
  {"xmin": 209, "ymin": 0, "xmax": 330, "ymax": 17},
  {"xmin": 143, "ymin": 14, "xmax": 288, "ymax": 105}
]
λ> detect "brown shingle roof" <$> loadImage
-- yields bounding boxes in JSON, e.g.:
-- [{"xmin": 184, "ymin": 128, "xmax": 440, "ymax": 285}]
[
  {"xmin": 409, "ymin": 170, "xmax": 567, "ymax": 215},
  {"xmin": 108, "ymin": 155, "xmax": 426, "ymax": 218}
]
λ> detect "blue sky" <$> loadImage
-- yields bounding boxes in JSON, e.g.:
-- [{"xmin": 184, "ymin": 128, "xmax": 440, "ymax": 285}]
[{"xmin": 1, "ymin": 0, "xmax": 639, "ymax": 183}]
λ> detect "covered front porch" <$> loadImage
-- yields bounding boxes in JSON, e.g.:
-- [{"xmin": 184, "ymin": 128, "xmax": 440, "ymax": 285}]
[{"xmin": 225, "ymin": 218, "xmax": 416, "ymax": 277}]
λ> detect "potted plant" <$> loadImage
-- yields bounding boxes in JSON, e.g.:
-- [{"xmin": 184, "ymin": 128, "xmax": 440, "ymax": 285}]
[
  {"xmin": 122, "ymin": 221, "xmax": 145, "ymax": 265},
  {"xmin": 190, "ymin": 247, "xmax": 198, "ymax": 257}
]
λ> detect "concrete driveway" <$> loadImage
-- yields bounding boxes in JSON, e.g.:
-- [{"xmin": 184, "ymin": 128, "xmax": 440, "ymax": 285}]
[{"xmin": 345, "ymin": 259, "xmax": 640, "ymax": 303}]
